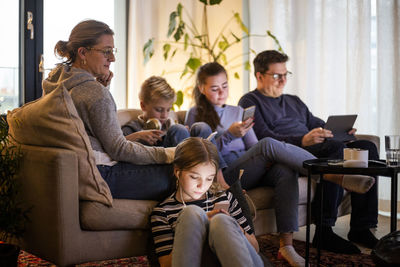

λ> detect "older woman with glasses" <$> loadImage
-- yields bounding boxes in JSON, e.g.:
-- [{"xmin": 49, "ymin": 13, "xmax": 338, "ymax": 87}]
[{"xmin": 42, "ymin": 20, "xmax": 175, "ymax": 201}]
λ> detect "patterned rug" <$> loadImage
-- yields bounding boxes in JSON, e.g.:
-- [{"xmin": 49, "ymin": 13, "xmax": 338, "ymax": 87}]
[
  {"xmin": 18, "ymin": 252, "xmax": 150, "ymax": 267},
  {"xmin": 17, "ymin": 234, "xmax": 375, "ymax": 266},
  {"xmin": 257, "ymin": 234, "xmax": 376, "ymax": 267}
]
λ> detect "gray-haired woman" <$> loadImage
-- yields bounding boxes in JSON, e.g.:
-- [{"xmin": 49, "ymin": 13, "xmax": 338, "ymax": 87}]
[{"xmin": 42, "ymin": 19, "xmax": 175, "ymax": 200}]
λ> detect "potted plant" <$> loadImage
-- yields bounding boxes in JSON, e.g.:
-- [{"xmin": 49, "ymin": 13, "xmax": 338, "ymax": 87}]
[
  {"xmin": 0, "ymin": 116, "xmax": 29, "ymax": 267},
  {"xmin": 143, "ymin": 0, "xmax": 284, "ymax": 109}
]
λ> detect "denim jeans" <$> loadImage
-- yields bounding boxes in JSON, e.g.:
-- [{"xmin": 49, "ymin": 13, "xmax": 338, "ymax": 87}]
[
  {"xmin": 172, "ymin": 205, "xmax": 263, "ymax": 267},
  {"xmin": 308, "ymin": 139, "xmax": 379, "ymax": 229},
  {"xmin": 97, "ymin": 162, "xmax": 175, "ymax": 201},
  {"xmin": 223, "ymin": 137, "xmax": 317, "ymax": 233},
  {"xmin": 163, "ymin": 124, "xmax": 190, "ymax": 147}
]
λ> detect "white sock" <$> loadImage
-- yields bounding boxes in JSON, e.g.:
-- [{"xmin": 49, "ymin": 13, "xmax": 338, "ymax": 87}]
[
  {"xmin": 342, "ymin": 175, "xmax": 375, "ymax": 194},
  {"xmin": 278, "ymin": 245, "xmax": 305, "ymax": 267}
]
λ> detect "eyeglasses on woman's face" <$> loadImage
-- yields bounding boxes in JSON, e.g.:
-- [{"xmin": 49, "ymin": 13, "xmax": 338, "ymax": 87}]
[{"xmin": 87, "ymin": 47, "xmax": 117, "ymax": 58}]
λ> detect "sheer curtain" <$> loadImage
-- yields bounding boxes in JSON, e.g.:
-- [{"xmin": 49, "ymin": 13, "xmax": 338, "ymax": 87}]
[
  {"xmin": 376, "ymin": 0, "xmax": 400, "ymax": 212},
  {"xmin": 247, "ymin": 0, "xmax": 399, "ymax": 213},
  {"xmin": 248, "ymin": 0, "xmax": 374, "ymax": 134},
  {"xmin": 377, "ymin": 0, "xmax": 400, "ymax": 138}
]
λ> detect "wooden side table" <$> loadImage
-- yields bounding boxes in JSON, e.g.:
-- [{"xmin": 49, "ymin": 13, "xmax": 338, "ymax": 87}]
[{"xmin": 303, "ymin": 159, "xmax": 400, "ymax": 266}]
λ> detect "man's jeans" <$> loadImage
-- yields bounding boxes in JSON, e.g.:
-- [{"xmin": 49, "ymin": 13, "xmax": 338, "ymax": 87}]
[
  {"xmin": 223, "ymin": 137, "xmax": 317, "ymax": 233},
  {"xmin": 308, "ymin": 139, "xmax": 379, "ymax": 229},
  {"xmin": 98, "ymin": 162, "xmax": 175, "ymax": 200}
]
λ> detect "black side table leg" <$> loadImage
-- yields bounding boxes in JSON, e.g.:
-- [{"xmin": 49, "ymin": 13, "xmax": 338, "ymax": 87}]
[
  {"xmin": 391, "ymin": 173, "xmax": 398, "ymax": 232},
  {"xmin": 306, "ymin": 173, "xmax": 312, "ymax": 266},
  {"xmin": 317, "ymin": 174, "xmax": 324, "ymax": 266}
]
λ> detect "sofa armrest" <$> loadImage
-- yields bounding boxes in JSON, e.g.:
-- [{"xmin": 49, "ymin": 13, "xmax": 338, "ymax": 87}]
[
  {"xmin": 18, "ymin": 144, "xmax": 80, "ymax": 264},
  {"xmin": 355, "ymin": 134, "xmax": 380, "ymax": 153}
]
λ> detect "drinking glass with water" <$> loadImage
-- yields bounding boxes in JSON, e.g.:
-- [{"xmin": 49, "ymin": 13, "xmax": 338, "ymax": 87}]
[{"xmin": 385, "ymin": 135, "xmax": 400, "ymax": 166}]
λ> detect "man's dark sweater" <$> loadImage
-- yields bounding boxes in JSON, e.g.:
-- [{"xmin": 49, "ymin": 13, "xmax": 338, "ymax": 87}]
[{"xmin": 238, "ymin": 89, "xmax": 325, "ymax": 147}]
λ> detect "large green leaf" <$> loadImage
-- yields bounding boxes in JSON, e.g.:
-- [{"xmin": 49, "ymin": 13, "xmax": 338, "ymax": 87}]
[
  {"xmin": 186, "ymin": 57, "xmax": 202, "ymax": 72},
  {"xmin": 167, "ymin": 11, "xmax": 178, "ymax": 37},
  {"xmin": 177, "ymin": 3, "xmax": 183, "ymax": 16},
  {"xmin": 220, "ymin": 53, "xmax": 227, "ymax": 65},
  {"xmin": 143, "ymin": 38, "xmax": 154, "ymax": 65},
  {"xmin": 231, "ymin": 32, "xmax": 241, "ymax": 42},
  {"xmin": 180, "ymin": 65, "xmax": 189, "ymax": 79},
  {"xmin": 218, "ymin": 40, "xmax": 229, "ymax": 51},
  {"xmin": 234, "ymin": 13, "xmax": 249, "ymax": 35},
  {"xmin": 173, "ymin": 21, "xmax": 185, "ymax": 41},
  {"xmin": 174, "ymin": 90, "xmax": 184, "ymax": 109},
  {"xmin": 170, "ymin": 49, "xmax": 178, "ymax": 60},
  {"xmin": 244, "ymin": 61, "xmax": 251, "ymax": 71},
  {"xmin": 163, "ymin": 44, "xmax": 171, "ymax": 60},
  {"xmin": 267, "ymin": 30, "xmax": 284, "ymax": 53},
  {"xmin": 199, "ymin": 0, "xmax": 222, "ymax": 5},
  {"xmin": 210, "ymin": 0, "xmax": 222, "ymax": 4}
]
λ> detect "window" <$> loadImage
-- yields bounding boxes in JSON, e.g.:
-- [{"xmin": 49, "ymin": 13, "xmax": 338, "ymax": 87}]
[
  {"xmin": 0, "ymin": 1, "xmax": 19, "ymax": 114},
  {"xmin": 0, "ymin": 0, "xmax": 127, "ymax": 115}
]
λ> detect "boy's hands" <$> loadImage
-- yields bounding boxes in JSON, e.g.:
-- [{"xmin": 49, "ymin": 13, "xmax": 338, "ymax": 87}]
[{"xmin": 126, "ymin": 130, "xmax": 164, "ymax": 145}]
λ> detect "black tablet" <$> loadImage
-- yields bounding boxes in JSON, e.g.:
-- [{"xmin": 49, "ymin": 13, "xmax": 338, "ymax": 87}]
[{"xmin": 324, "ymin": 115, "xmax": 357, "ymax": 142}]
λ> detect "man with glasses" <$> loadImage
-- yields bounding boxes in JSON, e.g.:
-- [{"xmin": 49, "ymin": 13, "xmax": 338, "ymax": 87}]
[{"xmin": 239, "ymin": 50, "xmax": 379, "ymax": 255}]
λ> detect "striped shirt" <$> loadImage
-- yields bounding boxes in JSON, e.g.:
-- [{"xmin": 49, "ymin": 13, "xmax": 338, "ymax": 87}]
[{"xmin": 151, "ymin": 190, "xmax": 253, "ymax": 257}]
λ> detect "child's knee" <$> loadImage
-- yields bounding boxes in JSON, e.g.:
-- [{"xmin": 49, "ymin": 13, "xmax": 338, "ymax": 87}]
[
  {"xmin": 190, "ymin": 122, "xmax": 212, "ymax": 138},
  {"xmin": 209, "ymin": 213, "xmax": 235, "ymax": 232},
  {"xmin": 179, "ymin": 205, "xmax": 207, "ymax": 222},
  {"xmin": 168, "ymin": 124, "xmax": 189, "ymax": 135}
]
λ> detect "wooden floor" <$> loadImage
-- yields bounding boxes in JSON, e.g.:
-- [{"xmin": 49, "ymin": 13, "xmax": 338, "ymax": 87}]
[{"xmin": 294, "ymin": 214, "xmax": 400, "ymax": 254}]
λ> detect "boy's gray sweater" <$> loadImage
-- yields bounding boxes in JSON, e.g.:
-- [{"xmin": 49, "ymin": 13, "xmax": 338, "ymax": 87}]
[{"xmin": 42, "ymin": 64, "xmax": 172, "ymax": 165}]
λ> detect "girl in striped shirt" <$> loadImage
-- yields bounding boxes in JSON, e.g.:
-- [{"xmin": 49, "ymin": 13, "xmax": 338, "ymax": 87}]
[{"xmin": 151, "ymin": 137, "xmax": 263, "ymax": 267}]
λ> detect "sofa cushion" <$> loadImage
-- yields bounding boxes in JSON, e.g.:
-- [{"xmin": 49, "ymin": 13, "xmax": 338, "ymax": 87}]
[
  {"xmin": 80, "ymin": 199, "xmax": 158, "ymax": 230},
  {"xmin": 7, "ymin": 85, "xmax": 113, "ymax": 206},
  {"xmin": 247, "ymin": 177, "xmax": 317, "ymax": 210}
]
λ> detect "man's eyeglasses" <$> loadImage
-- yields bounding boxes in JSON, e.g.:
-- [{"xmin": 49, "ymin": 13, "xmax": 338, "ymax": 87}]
[
  {"xmin": 263, "ymin": 71, "xmax": 292, "ymax": 81},
  {"xmin": 87, "ymin": 47, "xmax": 117, "ymax": 58}
]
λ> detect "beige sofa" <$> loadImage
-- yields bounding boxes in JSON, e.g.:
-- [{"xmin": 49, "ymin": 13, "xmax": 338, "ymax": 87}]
[{"xmin": 17, "ymin": 108, "xmax": 380, "ymax": 266}]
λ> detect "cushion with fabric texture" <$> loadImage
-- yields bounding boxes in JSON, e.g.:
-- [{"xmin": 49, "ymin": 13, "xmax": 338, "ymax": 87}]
[
  {"xmin": 80, "ymin": 199, "xmax": 158, "ymax": 230},
  {"xmin": 7, "ymin": 85, "xmax": 113, "ymax": 206}
]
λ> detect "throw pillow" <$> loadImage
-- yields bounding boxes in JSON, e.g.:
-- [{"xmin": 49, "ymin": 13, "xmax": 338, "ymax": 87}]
[{"xmin": 7, "ymin": 85, "xmax": 113, "ymax": 206}]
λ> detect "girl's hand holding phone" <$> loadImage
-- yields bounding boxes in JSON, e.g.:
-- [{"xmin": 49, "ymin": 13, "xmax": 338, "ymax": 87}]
[
  {"xmin": 228, "ymin": 120, "xmax": 254, "ymax": 138},
  {"xmin": 206, "ymin": 208, "xmax": 229, "ymax": 220}
]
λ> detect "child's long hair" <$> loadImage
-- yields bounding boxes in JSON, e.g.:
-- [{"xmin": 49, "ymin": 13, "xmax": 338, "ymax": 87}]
[
  {"xmin": 193, "ymin": 62, "xmax": 227, "ymax": 131},
  {"xmin": 174, "ymin": 137, "xmax": 221, "ymax": 193}
]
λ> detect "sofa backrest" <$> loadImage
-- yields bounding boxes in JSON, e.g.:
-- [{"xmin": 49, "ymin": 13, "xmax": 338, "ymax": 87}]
[{"xmin": 117, "ymin": 109, "xmax": 187, "ymax": 126}]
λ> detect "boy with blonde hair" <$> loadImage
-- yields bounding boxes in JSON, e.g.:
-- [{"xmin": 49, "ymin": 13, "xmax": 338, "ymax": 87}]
[{"xmin": 122, "ymin": 76, "xmax": 190, "ymax": 147}]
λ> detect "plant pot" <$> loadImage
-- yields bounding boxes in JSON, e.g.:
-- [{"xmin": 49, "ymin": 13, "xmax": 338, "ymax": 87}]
[{"xmin": 0, "ymin": 243, "xmax": 20, "ymax": 267}]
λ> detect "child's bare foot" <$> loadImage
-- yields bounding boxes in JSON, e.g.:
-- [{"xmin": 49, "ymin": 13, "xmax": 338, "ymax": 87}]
[{"xmin": 278, "ymin": 245, "xmax": 306, "ymax": 267}]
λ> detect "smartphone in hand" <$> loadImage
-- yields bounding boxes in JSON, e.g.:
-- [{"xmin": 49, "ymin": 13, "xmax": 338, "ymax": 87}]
[
  {"xmin": 242, "ymin": 106, "xmax": 256, "ymax": 122},
  {"xmin": 214, "ymin": 201, "xmax": 230, "ymax": 211}
]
